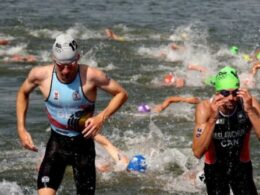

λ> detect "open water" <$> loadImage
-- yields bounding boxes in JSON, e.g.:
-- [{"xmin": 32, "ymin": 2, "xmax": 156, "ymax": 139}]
[{"xmin": 0, "ymin": 0, "xmax": 260, "ymax": 194}]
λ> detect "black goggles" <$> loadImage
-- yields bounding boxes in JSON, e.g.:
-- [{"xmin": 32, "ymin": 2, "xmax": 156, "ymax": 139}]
[{"xmin": 218, "ymin": 89, "xmax": 239, "ymax": 97}]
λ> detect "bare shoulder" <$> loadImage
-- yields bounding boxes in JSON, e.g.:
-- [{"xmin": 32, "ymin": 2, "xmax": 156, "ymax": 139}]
[
  {"xmin": 81, "ymin": 65, "xmax": 109, "ymax": 84},
  {"xmin": 195, "ymin": 99, "xmax": 212, "ymax": 122},
  {"xmin": 196, "ymin": 99, "xmax": 210, "ymax": 110},
  {"xmin": 28, "ymin": 64, "xmax": 54, "ymax": 84}
]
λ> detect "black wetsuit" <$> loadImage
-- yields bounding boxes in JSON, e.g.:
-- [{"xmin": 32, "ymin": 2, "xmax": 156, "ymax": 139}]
[
  {"xmin": 37, "ymin": 130, "xmax": 96, "ymax": 194},
  {"xmin": 204, "ymin": 101, "xmax": 257, "ymax": 195}
]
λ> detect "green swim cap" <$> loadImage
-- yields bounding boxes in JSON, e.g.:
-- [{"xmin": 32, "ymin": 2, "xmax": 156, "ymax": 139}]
[
  {"xmin": 230, "ymin": 46, "xmax": 239, "ymax": 55},
  {"xmin": 214, "ymin": 66, "xmax": 240, "ymax": 91}
]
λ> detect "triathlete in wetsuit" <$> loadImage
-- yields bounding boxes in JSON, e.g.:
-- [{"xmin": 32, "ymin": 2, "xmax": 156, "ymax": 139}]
[
  {"xmin": 192, "ymin": 66, "xmax": 260, "ymax": 195},
  {"xmin": 37, "ymin": 65, "xmax": 96, "ymax": 193},
  {"xmin": 16, "ymin": 33, "xmax": 128, "ymax": 195}
]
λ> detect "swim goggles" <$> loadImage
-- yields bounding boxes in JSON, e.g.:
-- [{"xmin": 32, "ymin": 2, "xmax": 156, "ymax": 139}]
[{"xmin": 219, "ymin": 89, "xmax": 239, "ymax": 97}]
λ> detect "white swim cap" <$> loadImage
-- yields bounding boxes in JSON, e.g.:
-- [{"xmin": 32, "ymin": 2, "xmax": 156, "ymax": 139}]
[{"xmin": 52, "ymin": 34, "xmax": 78, "ymax": 64}]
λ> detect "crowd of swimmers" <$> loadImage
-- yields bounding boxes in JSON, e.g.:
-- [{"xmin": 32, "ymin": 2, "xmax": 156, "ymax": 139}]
[{"xmin": 9, "ymin": 29, "xmax": 260, "ymax": 194}]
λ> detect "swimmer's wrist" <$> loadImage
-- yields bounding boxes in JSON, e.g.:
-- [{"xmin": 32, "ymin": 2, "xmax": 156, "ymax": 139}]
[
  {"xmin": 99, "ymin": 111, "xmax": 109, "ymax": 123},
  {"xmin": 246, "ymin": 107, "xmax": 258, "ymax": 117},
  {"xmin": 208, "ymin": 116, "xmax": 218, "ymax": 123}
]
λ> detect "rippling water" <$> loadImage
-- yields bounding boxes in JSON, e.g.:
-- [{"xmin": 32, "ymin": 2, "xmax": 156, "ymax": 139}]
[{"xmin": 0, "ymin": 0, "xmax": 259, "ymax": 194}]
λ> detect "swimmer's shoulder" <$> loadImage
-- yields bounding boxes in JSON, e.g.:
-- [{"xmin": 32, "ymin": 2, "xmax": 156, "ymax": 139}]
[
  {"xmin": 196, "ymin": 98, "xmax": 211, "ymax": 111},
  {"xmin": 28, "ymin": 64, "xmax": 54, "ymax": 81}
]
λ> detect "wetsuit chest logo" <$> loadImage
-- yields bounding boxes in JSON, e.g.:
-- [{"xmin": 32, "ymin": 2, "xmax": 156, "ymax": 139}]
[
  {"xmin": 216, "ymin": 118, "xmax": 225, "ymax": 124},
  {"xmin": 72, "ymin": 90, "xmax": 81, "ymax": 101},
  {"xmin": 237, "ymin": 111, "xmax": 248, "ymax": 123},
  {"xmin": 54, "ymin": 90, "xmax": 59, "ymax": 100}
]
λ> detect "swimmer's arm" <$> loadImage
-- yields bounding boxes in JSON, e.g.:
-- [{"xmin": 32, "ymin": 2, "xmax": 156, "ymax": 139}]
[
  {"xmin": 251, "ymin": 62, "xmax": 260, "ymax": 76},
  {"xmin": 16, "ymin": 67, "xmax": 43, "ymax": 152},
  {"xmin": 83, "ymin": 68, "xmax": 128, "ymax": 138},
  {"xmin": 246, "ymin": 97, "xmax": 260, "ymax": 140},
  {"xmin": 94, "ymin": 134, "xmax": 129, "ymax": 164},
  {"xmin": 192, "ymin": 101, "xmax": 216, "ymax": 159},
  {"xmin": 154, "ymin": 96, "xmax": 182, "ymax": 112},
  {"xmin": 111, "ymin": 32, "xmax": 124, "ymax": 41},
  {"xmin": 154, "ymin": 96, "xmax": 200, "ymax": 112},
  {"xmin": 114, "ymin": 35, "xmax": 124, "ymax": 41},
  {"xmin": 187, "ymin": 64, "xmax": 207, "ymax": 72},
  {"xmin": 183, "ymin": 97, "xmax": 201, "ymax": 104}
]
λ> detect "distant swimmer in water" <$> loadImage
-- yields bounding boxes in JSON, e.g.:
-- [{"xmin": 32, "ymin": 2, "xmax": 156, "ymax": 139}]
[
  {"xmin": 105, "ymin": 28, "xmax": 125, "ymax": 41},
  {"xmin": 163, "ymin": 72, "xmax": 185, "ymax": 88},
  {"xmin": 169, "ymin": 43, "xmax": 185, "ymax": 51},
  {"xmin": 187, "ymin": 64, "xmax": 208, "ymax": 73},
  {"xmin": 95, "ymin": 135, "xmax": 147, "ymax": 173},
  {"xmin": 16, "ymin": 33, "xmax": 128, "ymax": 195},
  {"xmin": 84, "ymin": 135, "xmax": 147, "ymax": 173},
  {"xmin": 192, "ymin": 66, "xmax": 260, "ymax": 195},
  {"xmin": 0, "ymin": 39, "xmax": 10, "ymax": 46},
  {"xmin": 94, "ymin": 134, "xmax": 129, "ymax": 172},
  {"xmin": 250, "ymin": 47, "xmax": 260, "ymax": 76},
  {"xmin": 251, "ymin": 47, "xmax": 260, "ymax": 62},
  {"xmin": 5, "ymin": 54, "xmax": 37, "ymax": 63},
  {"xmin": 157, "ymin": 43, "xmax": 185, "ymax": 62},
  {"xmin": 154, "ymin": 96, "xmax": 200, "ymax": 113},
  {"xmin": 251, "ymin": 61, "xmax": 260, "ymax": 76}
]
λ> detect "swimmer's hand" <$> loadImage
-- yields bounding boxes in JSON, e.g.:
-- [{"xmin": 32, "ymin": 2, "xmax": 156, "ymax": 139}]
[
  {"xmin": 82, "ymin": 114, "xmax": 104, "ymax": 138},
  {"xmin": 96, "ymin": 164, "xmax": 111, "ymax": 173},
  {"xmin": 237, "ymin": 88, "xmax": 254, "ymax": 113},
  {"xmin": 19, "ymin": 130, "xmax": 38, "ymax": 152},
  {"xmin": 117, "ymin": 153, "xmax": 129, "ymax": 165},
  {"xmin": 210, "ymin": 95, "xmax": 225, "ymax": 120}
]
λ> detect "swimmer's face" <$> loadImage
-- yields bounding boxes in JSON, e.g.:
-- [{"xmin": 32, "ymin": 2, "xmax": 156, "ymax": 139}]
[
  {"xmin": 55, "ymin": 60, "xmax": 78, "ymax": 82},
  {"xmin": 216, "ymin": 88, "xmax": 239, "ymax": 110},
  {"xmin": 105, "ymin": 29, "xmax": 113, "ymax": 37}
]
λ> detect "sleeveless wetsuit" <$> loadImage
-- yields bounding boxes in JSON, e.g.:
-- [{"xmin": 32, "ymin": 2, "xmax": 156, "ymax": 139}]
[
  {"xmin": 37, "ymin": 66, "xmax": 96, "ymax": 195},
  {"xmin": 204, "ymin": 100, "xmax": 257, "ymax": 195}
]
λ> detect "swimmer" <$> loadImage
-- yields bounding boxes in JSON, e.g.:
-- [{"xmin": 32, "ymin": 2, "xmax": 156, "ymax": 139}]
[
  {"xmin": 251, "ymin": 47, "xmax": 260, "ymax": 62},
  {"xmin": 95, "ymin": 134, "xmax": 147, "ymax": 173},
  {"xmin": 230, "ymin": 46, "xmax": 239, "ymax": 55},
  {"xmin": 158, "ymin": 43, "xmax": 185, "ymax": 61},
  {"xmin": 0, "ymin": 39, "xmax": 10, "ymax": 46},
  {"xmin": 16, "ymin": 33, "xmax": 128, "ymax": 195},
  {"xmin": 251, "ymin": 61, "xmax": 260, "ymax": 76},
  {"xmin": 6, "ymin": 54, "xmax": 37, "ymax": 63},
  {"xmin": 105, "ymin": 28, "xmax": 125, "ymax": 41},
  {"xmin": 154, "ymin": 96, "xmax": 200, "ymax": 113},
  {"xmin": 187, "ymin": 64, "xmax": 208, "ymax": 73},
  {"xmin": 163, "ymin": 72, "xmax": 185, "ymax": 88},
  {"xmin": 94, "ymin": 134, "xmax": 129, "ymax": 172},
  {"xmin": 250, "ymin": 48, "xmax": 260, "ymax": 76},
  {"xmin": 192, "ymin": 66, "xmax": 260, "ymax": 195},
  {"xmin": 170, "ymin": 43, "xmax": 185, "ymax": 51}
]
